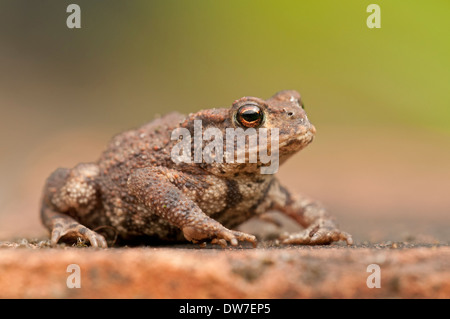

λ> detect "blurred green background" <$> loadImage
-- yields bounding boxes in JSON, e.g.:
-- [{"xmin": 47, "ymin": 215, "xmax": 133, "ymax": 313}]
[{"xmin": 0, "ymin": 1, "xmax": 449, "ymax": 242}]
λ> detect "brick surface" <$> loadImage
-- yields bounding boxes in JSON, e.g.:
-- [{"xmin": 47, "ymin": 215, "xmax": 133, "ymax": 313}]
[{"xmin": 0, "ymin": 244, "xmax": 448, "ymax": 299}]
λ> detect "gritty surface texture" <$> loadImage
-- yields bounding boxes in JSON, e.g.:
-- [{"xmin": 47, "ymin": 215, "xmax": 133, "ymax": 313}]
[{"xmin": 0, "ymin": 241, "xmax": 448, "ymax": 299}]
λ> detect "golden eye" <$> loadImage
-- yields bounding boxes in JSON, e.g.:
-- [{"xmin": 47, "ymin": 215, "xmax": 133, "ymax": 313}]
[{"xmin": 236, "ymin": 104, "xmax": 264, "ymax": 128}]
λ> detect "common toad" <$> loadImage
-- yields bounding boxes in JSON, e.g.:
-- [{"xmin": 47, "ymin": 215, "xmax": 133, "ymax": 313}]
[{"xmin": 41, "ymin": 90, "xmax": 352, "ymax": 247}]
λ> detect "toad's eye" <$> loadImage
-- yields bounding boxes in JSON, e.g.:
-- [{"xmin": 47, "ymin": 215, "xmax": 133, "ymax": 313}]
[{"xmin": 236, "ymin": 104, "xmax": 264, "ymax": 128}]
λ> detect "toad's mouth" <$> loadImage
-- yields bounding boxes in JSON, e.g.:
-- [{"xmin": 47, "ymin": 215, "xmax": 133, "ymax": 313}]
[
  {"xmin": 231, "ymin": 129, "xmax": 315, "ymax": 158},
  {"xmin": 278, "ymin": 129, "xmax": 315, "ymax": 148}
]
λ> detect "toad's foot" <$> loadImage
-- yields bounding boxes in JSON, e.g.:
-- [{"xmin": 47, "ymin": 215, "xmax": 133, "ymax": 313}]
[
  {"xmin": 51, "ymin": 219, "xmax": 108, "ymax": 248},
  {"xmin": 280, "ymin": 221, "xmax": 353, "ymax": 245},
  {"xmin": 183, "ymin": 226, "xmax": 257, "ymax": 248}
]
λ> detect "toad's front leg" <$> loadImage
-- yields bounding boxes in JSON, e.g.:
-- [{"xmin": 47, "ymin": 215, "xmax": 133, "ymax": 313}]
[
  {"xmin": 127, "ymin": 167, "xmax": 257, "ymax": 247},
  {"xmin": 262, "ymin": 179, "xmax": 353, "ymax": 245}
]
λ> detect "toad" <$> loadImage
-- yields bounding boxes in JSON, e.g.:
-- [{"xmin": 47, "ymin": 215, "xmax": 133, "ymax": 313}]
[{"xmin": 41, "ymin": 90, "xmax": 352, "ymax": 248}]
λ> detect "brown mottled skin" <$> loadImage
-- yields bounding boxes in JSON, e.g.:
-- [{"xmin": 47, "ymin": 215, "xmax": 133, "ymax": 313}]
[{"xmin": 41, "ymin": 90, "xmax": 352, "ymax": 248}]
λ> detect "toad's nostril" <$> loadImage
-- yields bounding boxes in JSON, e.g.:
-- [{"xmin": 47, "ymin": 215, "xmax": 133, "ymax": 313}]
[{"xmin": 287, "ymin": 112, "xmax": 294, "ymax": 117}]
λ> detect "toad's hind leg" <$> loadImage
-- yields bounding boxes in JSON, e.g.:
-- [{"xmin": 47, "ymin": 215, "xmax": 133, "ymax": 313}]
[{"xmin": 40, "ymin": 163, "xmax": 107, "ymax": 248}]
